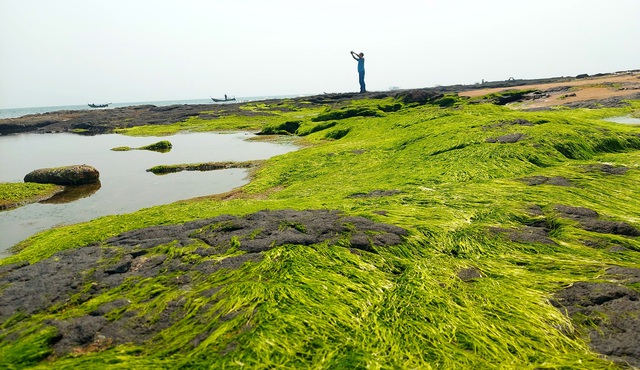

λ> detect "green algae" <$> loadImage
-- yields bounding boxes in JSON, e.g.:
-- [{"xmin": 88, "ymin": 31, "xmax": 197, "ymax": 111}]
[
  {"xmin": 146, "ymin": 160, "xmax": 262, "ymax": 175},
  {"xmin": 110, "ymin": 140, "xmax": 172, "ymax": 152},
  {"xmin": 0, "ymin": 182, "xmax": 62, "ymax": 210},
  {"xmin": 1, "ymin": 96, "xmax": 640, "ymax": 369}
]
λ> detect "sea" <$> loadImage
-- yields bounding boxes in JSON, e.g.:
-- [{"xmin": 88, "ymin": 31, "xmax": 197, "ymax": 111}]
[{"xmin": 0, "ymin": 95, "xmax": 299, "ymax": 120}]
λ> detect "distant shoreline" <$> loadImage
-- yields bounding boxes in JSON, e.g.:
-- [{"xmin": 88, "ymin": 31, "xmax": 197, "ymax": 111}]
[
  {"xmin": 1, "ymin": 70, "xmax": 639, "ymax": 136},
  {"xmin": 0, "ymin": 95, "xmax": 301, "ymax": 120}
]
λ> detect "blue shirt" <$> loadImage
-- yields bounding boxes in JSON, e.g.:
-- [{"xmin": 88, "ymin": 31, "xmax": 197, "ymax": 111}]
[{"xmin": 357, "ymin": 58, "xmax": 365, "ymax": 73}]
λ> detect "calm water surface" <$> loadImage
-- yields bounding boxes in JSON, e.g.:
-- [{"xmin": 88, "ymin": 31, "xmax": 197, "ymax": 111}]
[
  {"xmin": 0, "ymin": 132, "xmax": 297, "ymax": 254},
  {"xmin": 604, "ymin": 116, "xmax": 640, "ymax": 125}
]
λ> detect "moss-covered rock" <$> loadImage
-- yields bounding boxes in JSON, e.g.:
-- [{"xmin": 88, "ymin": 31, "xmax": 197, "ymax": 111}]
[
  {"xmin": 311, "ymin": 107, "xmax": 383, "ymax": 122},
  {"xmin": 24, "ymin": 165, "xmax": 100, "ymax": 185},
  {"xmin": 139, "ymin": 140, "xmax": 172, "ymax": 152}
]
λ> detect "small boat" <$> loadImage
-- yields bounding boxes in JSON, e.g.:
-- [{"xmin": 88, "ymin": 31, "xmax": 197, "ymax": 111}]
[
  {"xmin": 88, "ymin": 103, "xmax": 110, "ymax": 108},
  {"xmin": 211, "ymin": 95, "xmax": 236, "ymax": 102}
]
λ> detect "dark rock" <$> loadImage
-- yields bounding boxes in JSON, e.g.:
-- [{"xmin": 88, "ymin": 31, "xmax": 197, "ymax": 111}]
[
  {"xmin": 457, "ymin": 267, "xmax": 483, "ymax": 281},
  {"xmin": 584, "ymin": 164, "xmax": 629, "ymax": 175},
  {"xmin": 489, "ymin": 226, "xmax": 555, "ymax": 245},
  {"xmin": 580, "ymin": 219, "xmax": 640, "ymax": 237},
  {"xmin": 527, "ymin": 205, "xmax": 544, "ymax": 216},
  {"xmin": 555, "ymin": 205, "xmax": 640, "ymax": 236},
  {"xmin": 486, "ymin": 133, "xmax": 525, "ymax": 143},
  {"xmin": 88, "ymin": 299, "xmax": 131, "ymax": 317},
  {"xmin": 520, "ymin": 176, "xmax": 573, "ymax": 187},
  {"xmin": 606, "ymin": 266, "xmax": 640, "ymax": 284},
  {"xmin": 108, "ymin": 209, "xmax": 407, "ymax": 255},
  {"xmin": 608, "ymin": 245, "xmax": 630, "ymax": 253},
  {"xmin": 49, "ymin": 316, "xmax": 109, "ymax": 353},
  {"xmin": 544, "ymin": 86, "xmax": 573, "ymax": 93},
  {"xmin": 562, "ymin": 94, "xmax": 640, "ymax": 109},
  {"xmin": 398, "ymin": 89, "xmax": 444, "ymax": 104},
  {"xmin": 554, "ymin": 205, "xmax": 599, "ymax": 219},
  {"xmin": 552, "ymin": 273, "xmax": 640, "ymax": 368},
  {"xmin": 24, "ymin": 164, "xmax": 99, "ymax": 185}
]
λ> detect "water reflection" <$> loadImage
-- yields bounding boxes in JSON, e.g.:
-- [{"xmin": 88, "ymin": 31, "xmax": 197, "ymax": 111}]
[
  {"xmin": 40, "ymin": 182, "xmax": 102, "ymax": 204},
  {"xmin": 0, "ymin": 132, "xmax": 297, "ymax": 254}
]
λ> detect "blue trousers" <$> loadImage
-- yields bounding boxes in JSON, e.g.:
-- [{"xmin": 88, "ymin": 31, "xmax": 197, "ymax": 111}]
[{"xmin": 358, "ymin": 71, "xmax": 366, "ymax": 93}]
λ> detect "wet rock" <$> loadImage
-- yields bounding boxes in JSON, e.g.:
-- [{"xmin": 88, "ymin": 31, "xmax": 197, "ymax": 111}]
[{"xmin": 24, "ymin": 164, "xmax": 99, "ymax": 185}]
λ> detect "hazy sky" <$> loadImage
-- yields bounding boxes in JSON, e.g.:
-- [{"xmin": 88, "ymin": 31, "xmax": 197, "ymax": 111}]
[{"xmin": 1, "ymin": 0, "xmax": 638, "ymax": 108}]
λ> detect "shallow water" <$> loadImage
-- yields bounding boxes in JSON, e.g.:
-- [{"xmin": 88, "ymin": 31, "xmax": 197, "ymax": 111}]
[
  {"xmin": 0, "ymin": 132, "xmax": 297, "ymax": 254},
  {"xmin": 603, "ymin": 115, "xmax": 640, "ymax": 124}
]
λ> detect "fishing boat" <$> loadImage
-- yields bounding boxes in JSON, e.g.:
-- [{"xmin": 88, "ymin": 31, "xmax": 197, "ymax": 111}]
[
  {"xmin": 88, "ymin": 103, "xmax": 110, "ymax": 108},
  {"xmin": 211, "ymin": 95, "xmax": 236, "ymax": 102}
]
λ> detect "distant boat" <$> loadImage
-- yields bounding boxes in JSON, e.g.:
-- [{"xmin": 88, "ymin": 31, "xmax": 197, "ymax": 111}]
[
  {"xmin": 88, "ymin": 103, "xmax": 110, "ymax": 108},
  {"xmin": 211, "ymin": 95, "xmax": 236, "ymax": 102}
]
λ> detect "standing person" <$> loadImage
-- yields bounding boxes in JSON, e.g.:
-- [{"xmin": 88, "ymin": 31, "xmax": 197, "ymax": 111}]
[{"xmin": 350, "ymin": 51, "xmax": 366, "ymax": 93}]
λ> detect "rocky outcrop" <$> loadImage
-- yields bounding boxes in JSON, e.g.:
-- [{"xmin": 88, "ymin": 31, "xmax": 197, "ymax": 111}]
[
  {"xmin": 24, "ymin": 165, "xmax": 100, "ymax": 185},
  {"xmin": 0, "ymin": 209, "xmax": 407, "ymax": 356},
  {"xmin": 551, "ymin": 267, "xmax": 640, "ymax": 368}
]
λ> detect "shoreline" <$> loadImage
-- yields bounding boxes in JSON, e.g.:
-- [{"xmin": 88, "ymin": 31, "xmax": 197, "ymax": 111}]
[{"xmin": 1, "ymin": 70, "xmax": 639, "ymax": 137}]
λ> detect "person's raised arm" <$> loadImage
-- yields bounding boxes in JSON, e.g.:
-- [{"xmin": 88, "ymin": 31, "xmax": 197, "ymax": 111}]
[{"xmin": 350, "ymin": 51, "xmax": 359, "ymax": 60}]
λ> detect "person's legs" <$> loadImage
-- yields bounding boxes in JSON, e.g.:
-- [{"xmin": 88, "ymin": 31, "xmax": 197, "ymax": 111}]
[{"xmin": 359, "ymin": 71, "xmax": 366, "ymax": 93}]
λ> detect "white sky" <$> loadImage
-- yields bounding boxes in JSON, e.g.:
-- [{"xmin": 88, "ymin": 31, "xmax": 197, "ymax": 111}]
[{"xmin": 1, "ymin": 0, "xmax": 639, "ymax": 108}]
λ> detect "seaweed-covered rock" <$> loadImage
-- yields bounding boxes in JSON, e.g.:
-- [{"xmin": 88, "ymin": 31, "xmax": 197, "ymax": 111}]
[
  {"xmin": 0, "ymin": 209, "xmax": 407, "ymax": 356},
  {"xmin": 486, "ymin": 133, "xmax": 525, "ymax": 143},
  {"xmin": 108, "ymin": 209, "xmax": 408, "ymax": 254},
  {"xmin": 520, "ymin": 176, "xmax": 573, "ymax": 187},
  {"xmin": 398, "ymin": 89, "xmax": 443, "ymax": 105},
  {"xmin": 24, "ymin": 164, "xmax": 100, "ymax": 185},
  {"xmin": 490, "ymin": 226, "xmax": 556, "ymax": 245},
  {"xmin": 554, "ymin": 205, "xmax": 640, "ymax": 236},
  {"xmin": 552, "ymin": 268, "xmax": 640, "ymax": 367}
]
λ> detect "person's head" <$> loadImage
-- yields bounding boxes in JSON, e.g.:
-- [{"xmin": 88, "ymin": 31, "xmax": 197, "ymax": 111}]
[{"xmin": 359, "ymin": 52, "xmax": 364, "ymax": 58}]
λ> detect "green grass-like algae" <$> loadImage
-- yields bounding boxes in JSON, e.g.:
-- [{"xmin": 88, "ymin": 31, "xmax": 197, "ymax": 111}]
[
  {"xmin": 1, "ymin": 95, "xmax": 640, "ymax": 369},
  {"xmin": 0, "ymin": 182, "xmax": 62, "ymax": 210}
]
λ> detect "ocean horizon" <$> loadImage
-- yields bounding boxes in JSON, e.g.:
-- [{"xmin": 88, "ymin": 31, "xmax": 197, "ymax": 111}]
[{"xmin": 0, "ymin": 94, "xmax": 301, "ymax": 120}]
